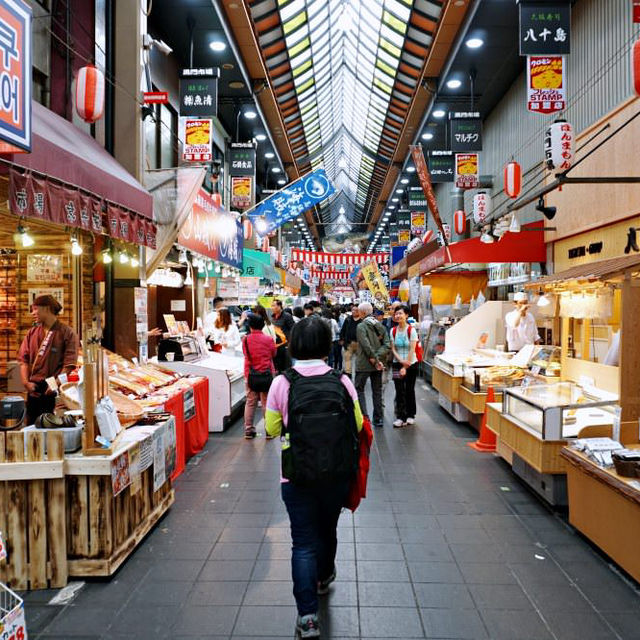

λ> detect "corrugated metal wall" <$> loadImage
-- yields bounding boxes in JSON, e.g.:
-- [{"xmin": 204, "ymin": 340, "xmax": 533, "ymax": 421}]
[{"xmin": 432, "ymin": 0, "xmax": 638, "ymax": 234}]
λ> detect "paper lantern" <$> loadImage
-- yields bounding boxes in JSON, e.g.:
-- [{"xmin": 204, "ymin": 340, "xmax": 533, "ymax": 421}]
[
  {"xmin": 442, "ymin": 223, "xmax": 451, "ymax": 243},
  {"xmin": 472, "ymin": 192, "xmax": 491, "ymax": 225},
  {"xmin": 212, "ymin": 192, "xmax": 222, "ymax": 209},
  {"xmin": 422, "ymin": 229, "xmax": 434, "ymax": 244},
  {"xmin": 454, "ymin": 210, "xmax": 466, "ymax": 235},
  {"xmin": 544, "ymin": 120, "xmax": 574, "ymax": 171},
  {"xmin": 504, "ymin": 161, "xmax": 522, "ymax": 199},
  {"xmin": 243, "ymin": 219, "xmax": 253, "ymax": 241},
  {"xmin": 634, "ymin": 39, "xmax": 640, "ymax": 96},
  {"xmin": 75, "ymin": 65, "xmax": 105, "ymax": 123}
]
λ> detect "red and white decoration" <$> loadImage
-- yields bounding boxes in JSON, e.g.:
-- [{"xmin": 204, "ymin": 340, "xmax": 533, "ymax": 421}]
[
  {"xmin": 472, "ymin": 192, "xmax": 491, "ymax": 225},
  {"xmin": 243, "ymin": 219, "xmax": 253, "ymax": 241},
  {"xmin": 454, "ymin": 210, "xmax": 466, "ymax": 235},
  {"xmin": 310, "ymin": 268, "xmax": 356, "ymax": 281},
  {"xmin": 422, "ymin": 229, "xmax": 435, "ymax": 244},
  {"xmin": 212, "ymin": 192, "xmax": 222, "ymax": 209},
  {"xmin": 290, "ymin": 250, "xmax": 388, "ymax": 265},
  {"xmin": 75, "ymin": 65, "xmax": 105, "ymax": 123},
  {"xmin": 504, "ymin": 162, "xmax": 522, "ymax": 199},
  {"xmin": 544, "ymin": 121, "xmax": 574, "ymax": 171},
  {"xmin": 442, "ymin": 223, "xmax": 452, "ymax": 243},
  {"xmin": 633, "ymin": 39, "xmax": 640, "ymax": 93}
]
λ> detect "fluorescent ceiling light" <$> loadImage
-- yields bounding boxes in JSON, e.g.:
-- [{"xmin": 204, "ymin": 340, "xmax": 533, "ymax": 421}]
[
  {"xmin": 244, "ymin": 110, "xmax": 257, "ymax": 119},
  {"xmin": 209, "ymin": 41, "xmax": 227, "ymax": 52},
  {"xmin": 466, "ymin": 37, "xmax": 484, "ymax": 49},
  {"xmin": 395, "ymin": 188, "xmax": 403, "ymax": 194},
  {"xmin": 421, "ymin": 132, "xmax": 434, "ymax": 141},
  {"xmin": 432, "ymin": 109, "xmax": 446, "ymax": 118},
  {"xmin": 446, "ymin": 79, "xmax": 462, "ymax": 89},
  {"xmin": 388, "ymin": 205, "xmax": 395, "ymax": 209},
  {"xmin": 277, "ymin": 178, "xmax": 286, "ymax": 185},
  {"xmin": 392, "ymin": 197, "xmax": 399, "ymax": 203}
]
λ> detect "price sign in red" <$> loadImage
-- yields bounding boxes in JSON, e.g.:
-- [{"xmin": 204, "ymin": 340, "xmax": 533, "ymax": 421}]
[{"xmin": 634, "ymin": 0, "xmax": 640, "ymax": 22}]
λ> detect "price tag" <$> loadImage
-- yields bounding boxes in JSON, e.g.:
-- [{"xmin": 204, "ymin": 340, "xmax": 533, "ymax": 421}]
[
  {"xmin": 530, "ymin": 365, "xmax": 541, "ymax": 376},
  {"xmin": 0, "ymin": 530, "xmax": 6, "ymax": 561},
  {"xmin": 520, "ymin": 377, "xmax": 531, "ymax": 390},
  {"xmin": 613, "ymin": 406, "xmax": 621, "ymax": 443},
  {"xmin": 1, "ymin": 603, "xmax": 27, "ymax": 640}
]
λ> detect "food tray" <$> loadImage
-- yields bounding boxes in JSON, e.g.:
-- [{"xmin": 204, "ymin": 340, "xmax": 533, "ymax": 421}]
[{"xmin": 23, "ymin": 424, "xmax": 83, "ymax": 453}]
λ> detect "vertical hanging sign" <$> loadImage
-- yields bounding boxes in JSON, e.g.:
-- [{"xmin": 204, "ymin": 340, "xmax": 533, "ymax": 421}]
[
  {"xmin": 527, "ymin": 55, "xmax": 566, "ymax": 114},
  {"xmin": 455, "ymin": 153, "xmax": 479, "ymax": 189},
  {"xmin": 519, "ymin": 2, "xmax": 571, "ymax": 56}
]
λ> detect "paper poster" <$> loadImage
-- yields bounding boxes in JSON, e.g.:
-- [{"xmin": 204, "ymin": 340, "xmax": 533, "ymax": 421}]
[
  {"xmin": 183, "ymin": 387, "xmax": 196, "ymax": 421},
  {"xmin": 153, "ymin": 428, "xmax": 166, "ymax": 492},
  {"xmin": 110, "ymin": 451, "xmax": 130, "ymax": 497},
  {"xmin": 170, "ymin": 299, "xmax": 186, "ymax": 312},
  {"xmin": 455, "ymin": 153, "xmax": 479, "ymax": 189},
  {"xmin": 181, "ymin": 117, "xmax": 212, "ymax": 162},
  {"xmin": 527, "ymin": 55, "xmax": 566, "ymax": 114},
  {"xmin": 139, "ymin": 435, "xmax": 154, "ymax": 472},
  {"xmin": 26, "ymin": 254, "xmax": 63, "ymax": 282},
  {"xmin": 164, "ymin": 417, "xmax": 177, "ymax": 479},
  {"xmin": 134, "ymin": 287, "xmax": 148, "ymax": 315},
  {"xmin": 28, "ymin": 287, "xmax": 64, "ymax": 310},
  {"xmin": 231, "ymin": 176, "xmax": 253, "ymax": 210},
  {"xmin": 410, "ymin": 211, "xmax": 426, "ymax": 236},
  {"xmin": 1, "ymin": 603, "xmax": 27, "ymax": 640},
  {"xmin": 163, "ymin": 314, "xmax": 179, "ymax": 335},
  {"xmin": 129, "ymin": 443, "xmax": 141, "ymax": 496}
]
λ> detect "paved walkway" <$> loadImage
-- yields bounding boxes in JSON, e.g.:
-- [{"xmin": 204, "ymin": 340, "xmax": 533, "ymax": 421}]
[{"xmin": 26, "ymin": 381, "xmax": 640, "ymax": 639}]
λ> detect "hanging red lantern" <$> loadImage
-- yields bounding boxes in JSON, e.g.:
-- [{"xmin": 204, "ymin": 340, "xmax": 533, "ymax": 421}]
[
  {"xmin": 212, "ymin": 192, "xmax": 222, "ymax": 209},
  {"xmin": 634, "ymin": 39, "xmax": 640, "ymax": 95},
  {"xmin": 243, "ymin": 219, "xmax": 253, "ymax": 241},
  {"xmin": 454, "ymin": 210, "xmax": 466, "ymax": 235},
  {"xmin": 75, "ymin": 65, "xmax": 105, "ymax": 123},
  {"xmin": 504, "ymin": 161, "xmax": 522, "ymax": 199},
  {"xmin": 422, "ymin": 229, "xmax": 434, "ymax": 244}
]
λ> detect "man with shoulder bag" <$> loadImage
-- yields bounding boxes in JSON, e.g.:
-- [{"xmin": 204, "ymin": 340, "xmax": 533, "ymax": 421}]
[{"xmin": 242, "ymin": 313, "xmax": 276, "ymax": 439}]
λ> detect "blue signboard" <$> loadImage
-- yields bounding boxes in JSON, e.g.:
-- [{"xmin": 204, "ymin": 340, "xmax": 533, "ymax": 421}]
[
  {"xmin": 391, "ymin": 245, "xmax": 408, "ymax": 265},
  {"xmin": 249, "ymin": 169, "xmax": 335, "ymax": 233},
  {"xmin": 217, "ymin": 217, "xmax": 243, "ymax": 270}
]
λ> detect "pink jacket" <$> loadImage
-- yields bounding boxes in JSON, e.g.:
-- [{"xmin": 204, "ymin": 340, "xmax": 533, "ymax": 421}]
[{"xmin": 242, "ymin": 329, "xmax": 276, "ymax": 379}]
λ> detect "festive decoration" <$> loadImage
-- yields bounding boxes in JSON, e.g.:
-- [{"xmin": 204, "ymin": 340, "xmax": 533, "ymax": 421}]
[
  {"xmin": 290, "ymin": 249, "xmax": 388, "ymax": 265},
  {"xmin": 472, "ymin": 192, "xmax": 491, "ymax": 225},
  {"xmin": 212, "ymin": 192, "xmax": 222, "ymax": 209},
  {"xmin": 75, "ymin": 65, "xmax": 105, "ymax": 123},
  {"xmin": 407, "ymin": 237, "xmax": 422, "ymax": 254},
  {"xmin": 504, "ymin": 161, "xmax": 522, "ymax": 199},
  {"xmin": 633, "ymin": 39, "xmax": 640, "ymax": 95},
  {"xmin": 243, "ymin": 219, "xmax": 253, "ymax": 241},
  {"xmin": 454, "ymin": 210, "xmax": 466, "ymax": 235},
  {"xmin": 545, "ymin": 120, "xmax": 574, "ymax": 171},
  {"xmin": 422, "ymin": 229, "xmax": 435, "ymax": 244}
]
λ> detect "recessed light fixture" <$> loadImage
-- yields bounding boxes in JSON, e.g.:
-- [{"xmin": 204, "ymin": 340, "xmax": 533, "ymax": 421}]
[
  {"xmin": 255, "ymin": 133, "xmax": 267, "ymax": 141},
  {"xmin": 406, "ymin": 166, "xmax": 415, "ymax": 173},
  {"xmin": 400, "ymin": 178, "xmax": 409, "ymax": 184},
  {"xmin": 272, "ymin": 167, "xmax": 281, "ymax": 173},
  {"xmin": 265, "ymin": 152, "xmax": 275, "ymax": 159},
  {"xmin": 209, "ymin": 41, "xmax": 226, "ymax": 52},
  {"xmin": 277, "ymin": 179, "xmax": 286, "ymax": 185},
  {"xmin": 244, "ymin": 110, "xmax": 257, "ymax": 119},
  {"xmin": 421, "ymin": 132, "xmax": 434, "ymax": 141},
  {"xmin": 229, "ymin": 80, "xmax": 245, "ymax": 89},
  {"xmin": 388, "ymin": 205, "xmax": 396, "ymax": 210},
  {"xmin": 392, "ymin": 197, "xmax": 399, "ymax": 203},
  {"xmin": 466, "ymin": 37, "xmax": 484, "ymax": 49},
  {"xmin": 395, "ymin": 188, "xmax": 403, "ymax": 194},
  {"xmin": 222, "ymin": 62, "xmax": 234, "ymax": 70},
  {"xmin": 432, "ymin": 109, "xmax": 446, "ymax": 118},
  {"xmin": 446, "ymin": 79, "xmax": 462, "ymax": 89}
]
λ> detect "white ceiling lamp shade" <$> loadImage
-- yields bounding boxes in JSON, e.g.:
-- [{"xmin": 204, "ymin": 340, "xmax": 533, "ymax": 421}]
[
  {"xmin": 265, "ymin": 152, "xmax": 275, "ymax": 159},
  {"xmin": 465, "ymin": 37, "xmax": 484, "ymax": 49},
  {"xmin": 209, "ymin": 40, "xmax": 227, "ymax": 52},
  {"xmin": 432, "ymin": 109, "xmax": 446, "ymax": 118},
  {"xmin": 446, "ymin": 78, "xmax": 462, "ymax": 89},
  {"xmin": 406, "ymin": 166, "xmax": 415, "ymax": 173},
  {"xmin": 472, "ymin": 192, "xmax": 491, "ymax": 225},
  {"xmin": 243, "ymin": 109, "xmax": 257, "ymax": 119},
  {"xmin": 255, "ymin": 133, "xmax": 267, "ymax": 141},
  {"xmin": 421, "ymin": 132, "xmax": 434, "ymax": 141}
]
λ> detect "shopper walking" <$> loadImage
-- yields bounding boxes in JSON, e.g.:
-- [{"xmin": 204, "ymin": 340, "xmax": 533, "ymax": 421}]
[
  {"xmin": 355, "ymin": 302, "xmax": 390, "ymax": 428},
  {"xmin": 322, "ymin": 309, "xmax": 341, "ymax": 369},
  {"xmin": 19, "ymin": 294, "xmax": 79, "ymax": 425},
  {"xmin": 265, "ymin": 315, "xmax": 363, "ymax": 638},
  {"xmin": 271, "ymin": 299, "xmax": 295, "ymax": 372},
  {"xmin": 339, "ymin": 304, "xmax": 360, "ymax": 376},
  {"xmin": 390, "ymin": 305, "xmax": 419, "ymax": 427},
  {"xmin": 242, "ymin": 313, "xmax": 276, "ymax": 439}
]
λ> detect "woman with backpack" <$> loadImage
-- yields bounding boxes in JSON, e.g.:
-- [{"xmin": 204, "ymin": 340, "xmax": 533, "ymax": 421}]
[
  {"xmin": 242, "ymin": 313, "xmax": 276, "ymax": 439},
  {"xmin": 265, "ymin": 315, "xmax": 363, "ymax": 639},
  {"xmin": 390, "ymin": 304, "xmax": 419, "ymax": 428}
]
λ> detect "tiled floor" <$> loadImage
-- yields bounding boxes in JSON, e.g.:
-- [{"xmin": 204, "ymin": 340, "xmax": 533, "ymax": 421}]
[{"xmin": 25, "ymin": 381, "xmax": 640, "ymax": 639}]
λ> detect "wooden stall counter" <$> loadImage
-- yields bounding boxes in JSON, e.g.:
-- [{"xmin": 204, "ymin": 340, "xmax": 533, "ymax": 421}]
[
  {"xmin": 432, "ymin": 364, "xmax": 462, "ymax": 403},
  {"xmin": 561, "ymin": 445, "xmax": 640, "ymax": 583}
]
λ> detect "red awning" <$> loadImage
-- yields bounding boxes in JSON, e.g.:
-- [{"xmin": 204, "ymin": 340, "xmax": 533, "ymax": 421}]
[
  {"xmin": 419, "ymin": 222, "xmax": 546, "ymax": 274},
  {"xmin": 9, "ymin": 101, "xmax": 152, "ymax": 219}
]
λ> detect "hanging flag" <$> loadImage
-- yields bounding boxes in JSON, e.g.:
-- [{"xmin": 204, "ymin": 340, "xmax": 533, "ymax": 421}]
[
  {"xmin": 248, "ymin": 169, "xmax": 335, "ymax": 233},
  {"xmin": 360, "ymin": 260, "xmax": 390, "ymax": 303}
]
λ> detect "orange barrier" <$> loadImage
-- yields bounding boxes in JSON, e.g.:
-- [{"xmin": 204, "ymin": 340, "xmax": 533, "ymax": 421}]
[{"xmin": 467, "ymin": 386, "xmax": 497, "ymax": 452}]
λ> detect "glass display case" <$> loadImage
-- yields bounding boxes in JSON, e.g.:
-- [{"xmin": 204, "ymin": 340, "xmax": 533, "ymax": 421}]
[
  {"xmin": 503, "ymin": 382, "xmax": 618, "ymax": 440},
  {"xmin": 424, "ymin": 324, "xmax": 447, "ymax": 381},
  {"xmin": 529, "ymin": 346, "xmax": 561, "ymax": 378},
  {"xmin": 463, "ymin": 365, "xmax": 526, "ymax": 392}
]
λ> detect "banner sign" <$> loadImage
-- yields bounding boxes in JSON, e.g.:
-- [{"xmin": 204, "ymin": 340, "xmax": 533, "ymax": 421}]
[
  {"xmin": 231, "ymin": 176, "xmax": 252, "ymax": 209},
  {"xmin": 411, "ymin": 210, "xmax": 426, "ymax": 237},
  {"xmin": 178, "ymin": 188, "xmax": 243, "ymax": 269},
  {"xmin": 397, "ymin": 209, "xmax": 411, "ymax": 245},
  {"xmin": 455, "ymin": 153, "xmax": 479, "ymax": 189},
  {"xmin": 0, "ymin": 0, "xmax": 31, "ymax": 153},
  {"xmin": 181, "ymin": 118, "xmax": 212, "ymax": 162},
  {"xmin": 360, "ymin": 260, "xmax": 390, "ymax": 303},
  {"xmin": 427, "ymin": 151, "xmax": 455, "ymax": 183},
  {"xmin": 410, "ymin": 144, "xmax": 448, "ymax": 245},
  {"xmin": 519, "ymin": 2, "xmax": 570, "ymax": 56},
  {"xmin": 408, "ymin": 187, "xmax": 427, "ymax": 209},
  {"xmin": 290, "ymin": 249, "xmax": 388, "ymax": 265},
  {"xmin": 391, "ymin": 245, "xmax": 407, "ymax": 265},
  {"xmin": 143, "ymin": 91, "xmax": 168, "ymax": 104},
  {"xmin": 527, "ymin": 55, "xmax": 566, "ymax": 114},
  {"xmin": 449, "ymin": 112, "xmax": 482, "ymax": 152},
  {"xmin": 179, "ymin": 67, "xmax": 219, "ymax": 117},
  {"xmin": 389, "ymin": 220, "xmax": 399, "ymax": 246},
  {"xmin": 248, "ymin": 169, "xmax": 335, "ymax": 234},
  {"xmin": 229, "ymin": 143, "xmax": 257, "ymax": 177},
  {"xmin": 10, "ymin": 169, "xmax": 156, "ymax": 247}
]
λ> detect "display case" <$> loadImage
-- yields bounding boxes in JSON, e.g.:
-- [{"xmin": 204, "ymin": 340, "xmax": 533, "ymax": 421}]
[
  {"xmin": 423, "ymin": 324, "xmax": 447, "ymax": 381},
  {"xmin": 463, "ymin": 365, "xmax": 526, "ymax": 392},
  {"xmin": 158, "ymin": 336, "xmax": 203, "ymax": 362},
  {"xmin": 503, "ymin": 382, "xmax": 618, "ymax": 440},
  {"xmin": 529, "ymin": 345, "xmax": 561, "ymax": 377}
]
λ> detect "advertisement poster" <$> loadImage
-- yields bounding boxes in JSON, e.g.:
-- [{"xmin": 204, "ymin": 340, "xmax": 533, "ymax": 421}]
[
  {"xmin": 110, "ymin": 451, "xmax": 130, "ymax": 497},
  {"xmin": 134, "ymin": 287, "xmax": 148, "ymax": 315},
  {"xmin": 527, "ymin": 56, "xmax": 566, "ymax": 114},
  {"xmin": 153, "ymin": 428, "xmax": 166, "ymax": 492},
  {"xmin": 238, "ymin": 277, "xmax": 261, "ymax": 304},
  {"xmin": 164, "ymin": 417, "xmax": 177, "ymax": 478},
  {"xmin": 410, "ymin": 211, "xmax": 426, "ymax": 237},
  {"xmin": 217, "ymin": 277, "xmax": 239, "ymax": 300},
  {"xmin": 360, "ymin": 260, "xmax": 390, "ymax": 303},
  {"xmin": 129, "ymin": 444, "xmax": 141, "ymax": 496},
  {"xmin": 0, "ymin": 603, "xmax": 27, "ymax": 640},
  {"xmin": 455, "ymin": 153, "xmax": 479, "ymax": 189},
  {"xmin": 181, "ymin": 118, "xmax": 212, "ymax": 161},
  {"xmin": 26, "ymin": 254, "xmax": 63, "ymax": 282},
  {"xmin": 231, "ymin": 176, "xmax": 252, "ymax": 209},
  {"xmin": 139, "ymin": 435, "xmax": 154, "ymax": 472}
]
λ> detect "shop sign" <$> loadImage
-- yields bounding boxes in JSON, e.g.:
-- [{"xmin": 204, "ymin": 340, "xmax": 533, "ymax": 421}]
[
  {"xmin": 389, "ymin": 221, "xmax": 399, "ymax": 246},
  {"xmin": 0, "ymin": 0, "xmax": 31, "ymax": 153},
  {"xmin": 635, "ymin": 0, "xmax": 640, "ymax": 23},
  {"xmin": 360, "ymin": 260, "xmax": 389, "ymax": 303},
  {"xmin": 143, "ymin": 91, "xmax": 168, "ymax": 104},
  {"xmin": 397, "ymin": 209, "xmax": 411, "ymax": 245},
  {"xmin": 391, "ymin": 245, "xmax": 407, "ymax": 265},
  {"xmin": 181, "ymin": 118, "xmax": 212, "ymax": 162},
  {"xmin": 544, "ymin": 120, "xmax": 574, "ymax": 171},
  {"xmin": 408, "ymin": 187, "xmax": 427, "ymax": 209},
  {"xmin": 519, "ymin": 2, "xmax": 570, "ymax": 56},
  {"xmin": 411, "ymin": 210, "xmax": 426, "ymax": 236},
  {"xmin": 179, "ymin": 67, "xmax": 218, "ymax": 117},
  {"xmin": 231, "ymin": 176, "xmax": 252, "ymax": 209},
  {"xmin": 248, "ymin": 169, "xmax": 335, "ymax": 234},
  {"xmin": 568, "ymin": 241, "xmax": 603, "ymax": 259},
  {"xmin": 455, "ymin": 153, "xmax": 479, "ymax": 189},
  {"xmin": 527, "ymin": 55, "xmax": 566, "ymax": 114},
  {"xmin": 427, "ymin": 151, "xmax": 454, "ymax": 183},
  {"xmin": 229, "ymin": 142, "xmax": 256, "ymax": 177},
  {"xmin": 449, "ymin": 112, "xmax": 482, "ymax": 152},
  {"xmin": 419, "ymin": 250, "xmax": 446, "ymax": 274}
]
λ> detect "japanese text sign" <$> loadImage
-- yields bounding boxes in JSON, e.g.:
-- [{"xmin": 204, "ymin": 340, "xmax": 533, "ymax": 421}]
[
  {"xmin": 0, "ymin": 0, "xmax": 31, "ymax": 152},
  {"xmin": 397, "ymin": 209, "xmax": 411, "ymax": 245},
  {"xmin": 455, "ymin": 153, "xmax": 479, "ymax": 189},
  {"xmin": 519, "ymin": 2, "xmax": 570, "ymax": 55},
  {"xmin": 248, "ymin": 169, "xmax": 335, "ymax": 234},
  {"xmin": 0, "ymin": 602, "xmax": 27, "ymax": 640},
  {"xmin": 427, "ymin": 151, "xmax": 454, "ymax": 183},
  {"xmin": 229, "ymin": 143, "xmax": 256, "ymax": 177},
  {"xmin": 449, "ymin": 113, "xmax": 482, "ymax": 152},
  {"xmin": 527, "ymin": 55, "xmax": 566, "ymax": 114},
  {"xmin": 360, "ymin": 260, "xmax": 389, "ymax": 303},
  {"xmin": 408, "ymin": 187, "xmax": 427, "ymax": 210},
  {"xmin": 181, "ymin": 118, "xmax": 212, "ymax": 162},
  {"xmin": 179, "ymin": 67, "xmax": 218, "ymax": 117},
  {"xmin": 231, "ymin": 176, "xmax": 252, "ymax": 209},
  {"xmin": 411, "ymin": 211, "xmax": 426, "ymax": 236}
]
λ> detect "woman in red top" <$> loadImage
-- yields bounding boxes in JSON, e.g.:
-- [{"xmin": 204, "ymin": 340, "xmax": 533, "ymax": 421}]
[{"xmin": 242, "ymin": 312, "xmax": 276, "ymax": 439}]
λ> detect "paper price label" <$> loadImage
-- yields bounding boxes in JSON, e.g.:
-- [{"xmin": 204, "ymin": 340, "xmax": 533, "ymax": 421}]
[{"xmin": 0, "ymin": 604, "xmax": 27, "ymax": 640}]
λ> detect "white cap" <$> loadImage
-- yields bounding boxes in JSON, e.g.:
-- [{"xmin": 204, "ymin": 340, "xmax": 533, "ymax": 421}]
[{"xmin": 514, "ymin": 292, "xmax": 528, "ymax": 302}]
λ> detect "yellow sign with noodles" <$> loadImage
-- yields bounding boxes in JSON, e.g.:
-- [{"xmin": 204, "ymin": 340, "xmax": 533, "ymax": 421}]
[{"xmin": 360, "ymin": 260, "xmax": 389, "ymax": 303}]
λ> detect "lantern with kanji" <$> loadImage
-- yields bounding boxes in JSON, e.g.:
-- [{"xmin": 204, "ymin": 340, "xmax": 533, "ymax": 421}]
[
  {"xmin": 243, "ymin": 219, "xmax": 253, "ymax": 241},
  {"xmin": 633, "ymin": 39, "xmax": 640, "ymax": 95},
  {"xmin": 454, "ymin": 210, "xmax": 466, "ymax": 235},
  {"xmin": 212, "ymin": 192, "xmax": 222, "ymax": 209},
  {"xmin": 504, "ymin": 161, "xmax": 522, "ymax": 199},
  {"xmin": 472, "ymin": 192, "xmax": 491, "ymax": 225},
  {"xmin": 545, "ymin": 120, "xmax": 574, "ymax": 171},
  {"xmin": 75, "ymin": 65, "xmax": 105, "ymax": 123}
]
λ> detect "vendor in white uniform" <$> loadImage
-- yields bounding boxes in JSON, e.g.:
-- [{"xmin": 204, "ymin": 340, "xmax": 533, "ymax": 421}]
[
  {"xmin": 203, "ymin": 296, "xmax": 224, "ymax": 338},
  {"xmin": 505, "ymin": 292, "xmax": 540, "ymax": 352}
]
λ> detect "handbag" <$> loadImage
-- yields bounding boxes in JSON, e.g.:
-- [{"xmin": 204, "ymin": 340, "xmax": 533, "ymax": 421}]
[{"xmin": 245, "ymin": 335, "xmax": 273, "ymax": 393}]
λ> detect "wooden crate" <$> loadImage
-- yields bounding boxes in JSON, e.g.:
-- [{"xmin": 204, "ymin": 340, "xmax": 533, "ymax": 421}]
[
  {"xmin": 431, "ymin": 366, "xmax": 462, "ymax": 403},
  {"xmin": 0, "ymin": 430, "xmax": 67, "ymax": 590}
]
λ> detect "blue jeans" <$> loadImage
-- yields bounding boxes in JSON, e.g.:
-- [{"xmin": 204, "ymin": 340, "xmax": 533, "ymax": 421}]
[{"xmin": 281, "ymin": 480, "xmax": 349, "ymax": 615}]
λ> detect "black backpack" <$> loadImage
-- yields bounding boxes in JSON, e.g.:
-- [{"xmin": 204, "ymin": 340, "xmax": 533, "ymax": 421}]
[{"xmin": 282, "ymin": 368, "xmax": 359, "ymax": 486}]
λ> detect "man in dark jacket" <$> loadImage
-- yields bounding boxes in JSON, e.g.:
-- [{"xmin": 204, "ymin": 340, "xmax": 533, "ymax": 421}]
[
  {"xmin": 271, "ymin": 299, "xmax": 295, "ymax": 372},
  {"xmin": 355, "ymin": 302, "xmax": 390, "ymax": 428},
  {"xmin": 339, "ymin": 304, "xmax": 360, "ymax": 376}
]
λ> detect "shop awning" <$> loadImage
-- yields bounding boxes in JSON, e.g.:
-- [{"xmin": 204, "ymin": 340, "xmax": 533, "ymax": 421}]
[
  {"xmin": 11, "ymin": 101, "xmax": 153, "ymax": 218},
  {"xmin": 242, "ymin": 248, "xmax": 272, "ymax": 279}
]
